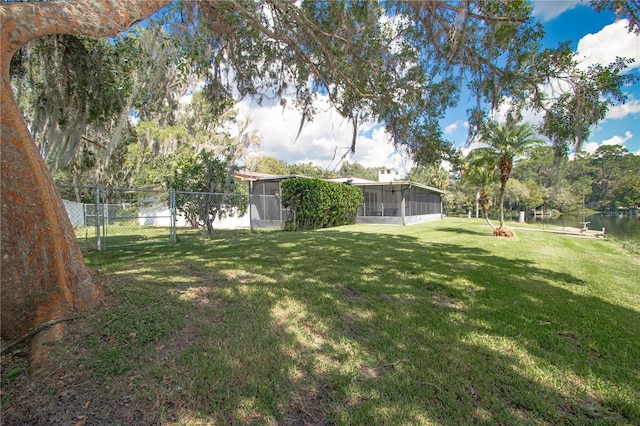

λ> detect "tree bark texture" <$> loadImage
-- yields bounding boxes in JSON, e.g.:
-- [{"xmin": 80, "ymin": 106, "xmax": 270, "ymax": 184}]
[{"xmin": 0, "ymin": 0, "xmax": 170, "ymax": 374}]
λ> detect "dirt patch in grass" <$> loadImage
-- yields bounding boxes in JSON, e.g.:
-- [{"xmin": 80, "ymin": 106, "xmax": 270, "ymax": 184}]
[
  {"xmin": 1, "ymin": 320, "xmax": 161, "ymax": 425},
  {"xmin": 283, "ymin": 381, "xmax": 332, "ymax": 426},
  {"xmin": 340, "ymin": 312, "xmax": 361, "ymax": 339},
  {"xmin": 341, "ymin": 286, "xmax": 363, "ymax": 302},
  {"xmin": 433, "ymin": 293, "xmax": 464, "ymax": 309}
]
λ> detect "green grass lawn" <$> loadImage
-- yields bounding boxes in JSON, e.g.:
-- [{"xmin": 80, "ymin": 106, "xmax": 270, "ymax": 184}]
[
  {"xmin": 72, "ymin": 222, "xmax": 174, "ymax": 250},
  {"xmin": 63, "ymin": 218, "xmax": 640, "ymax": 423}
]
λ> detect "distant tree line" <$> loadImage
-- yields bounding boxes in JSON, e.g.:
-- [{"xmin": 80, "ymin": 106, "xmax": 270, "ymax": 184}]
[{"xmin": 446, "ymin": 144, "xmax": 640, "ymax": 217}]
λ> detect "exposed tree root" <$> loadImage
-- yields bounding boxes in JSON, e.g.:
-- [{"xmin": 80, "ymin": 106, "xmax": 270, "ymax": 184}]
[{"xmin": 1, "ymin": 315, "xmax": 83, "ymax": 354}]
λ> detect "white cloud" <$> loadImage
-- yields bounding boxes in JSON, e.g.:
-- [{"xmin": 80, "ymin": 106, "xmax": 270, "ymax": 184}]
[
  {"xmin": 581, "ymin": 141, "xmax": 600, "ymax": 154},
  {"xmin": 237, "ymin": 95, "xmax": 407, "ymax": 171},
  {"xmin": 532, "ymin": 0, "xmax": 580, "ymax": 22},
  {"xmin": 602, "ymin": 130, "xmax": 633, "ymax": 145},
  {"xmin": 605, "ymin": 99, "xmax": 640, "ymax": 119},
  {"xmin": 444, "ymin": 122, "xmax": 459, "ymax": 135},
  {"xmin": 444, "ymin": 120, "xmax": 470, "ymax": 136},
  {"xmin": 582, "ymin": 131, "xmax": 634, "ymax": 153},
  {"xmin": 575, "ymin": 19, "xmax": 640, "ymax": 70}
]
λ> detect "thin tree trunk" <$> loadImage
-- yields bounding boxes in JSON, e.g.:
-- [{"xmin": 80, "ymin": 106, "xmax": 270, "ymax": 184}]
[
  {"xmin": 499, "ymin": 181, "xmax": 506, "ymax": 228},
  {"xmin": 478, "ymin": 192, "xmax": 496, "ymax": 230},
  {"xmin": 72, "ymin": 166, "xmax": 82, "ymax": 203},
  {"xmin": 483, "ymin": 210, "xmax": 496, "ymax": 229},
  {"xmin": 0, "ymin": 0, "xmax": 170, "ymax": 376}
]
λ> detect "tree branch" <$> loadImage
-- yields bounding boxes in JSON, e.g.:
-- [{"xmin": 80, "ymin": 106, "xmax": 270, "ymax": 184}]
[
  {"xmin": 0, "ymin": 0, "xmax": 171, "ymax": 57},
  {"xmin": 81, "ymin": 135, "xmax": 106, "ymax": 150},
  {"xmin": 430, "ymin": 2, "xmax": 528, "ymax": 23}
]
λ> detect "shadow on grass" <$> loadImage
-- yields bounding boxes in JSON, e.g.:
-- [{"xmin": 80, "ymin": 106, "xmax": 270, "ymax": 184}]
[
  {"xmin": 64, "ymin": 227, "xmax": 640, "ymax": 424},
  {"xmin": 433, "ymin": 226, "xmax": 491, "ymax": 237}
]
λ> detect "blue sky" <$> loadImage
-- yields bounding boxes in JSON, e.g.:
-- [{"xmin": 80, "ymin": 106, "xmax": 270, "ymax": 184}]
[
  {"xmin": 539, "ymin": 3, "xmax": 640, "ymax": 156},
  {"xmin": 233, "ymin": 1, "xmax": 640, "ymax": 171}
]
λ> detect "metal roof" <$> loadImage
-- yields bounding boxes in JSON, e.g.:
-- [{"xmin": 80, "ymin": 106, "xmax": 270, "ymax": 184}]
[
  {"xmin": 346, "ymin": 180, "xmax": 446, "ymax": 194},
  {"xmin": 249, "ymin": 174, "xmax": 445, "ymax": 194}
]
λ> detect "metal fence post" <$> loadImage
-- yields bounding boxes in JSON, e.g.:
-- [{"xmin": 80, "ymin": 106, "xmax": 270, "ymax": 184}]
[
  {"xmin": 170, "ymin": 189, "xmax": 177, "ymax": 243},
  {"xmin": 249, "ymin": 193, "xmax": 254, "ymax": 230},
  {"xmin": 95, "ymin": 185, "xmax": 101, "ymax": 251}
]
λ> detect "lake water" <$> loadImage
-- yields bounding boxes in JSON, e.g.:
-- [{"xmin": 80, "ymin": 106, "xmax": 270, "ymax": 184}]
[{"xmin": 524, "ymin": 212, "xmax": 640, "ymax": 241}]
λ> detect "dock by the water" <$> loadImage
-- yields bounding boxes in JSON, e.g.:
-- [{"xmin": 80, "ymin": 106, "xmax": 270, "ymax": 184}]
[{"xmin": 513, "ymin": 226, "xmax": 606, "ymax": 238}]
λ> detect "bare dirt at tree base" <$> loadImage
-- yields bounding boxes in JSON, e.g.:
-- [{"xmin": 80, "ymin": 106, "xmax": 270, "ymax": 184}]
[{"xmin": 1, "ymin": 326, "xmax": 165, "ymax": 426}]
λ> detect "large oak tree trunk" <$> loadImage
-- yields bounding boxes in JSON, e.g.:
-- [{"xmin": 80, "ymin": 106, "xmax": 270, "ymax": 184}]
[{"xmin": 0, "ymin": 0, "xmax": 170, "ymax": 375}]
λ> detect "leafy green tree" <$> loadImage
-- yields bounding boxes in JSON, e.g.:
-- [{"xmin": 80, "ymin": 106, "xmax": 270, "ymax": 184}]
[
  {"xmin": 537, "ymin": 56, "xmax": 636, "ymax": 156},
  {"xmin": 166, "ymin": 147, "xmax": 247, "ymax": 235},
  {"xmin": 512, "ymin": 146, "xmax": 556, "ymax": 189},
  {"xmin": 10, "ymin": 23, "xmax": 196, "ymax": 186},
  {"xmin": 11, "ymin": 34, "xmax": 138, "ymax": 170},
  {"xmin": 567, "ymin": 175, "xmax": 594, "ymax": 210},
  {"xmin": 591, "ymin": 0, "xmax": 640, "ymax": 33},
  {"xmin": 564, "ymin": 151, "xmax": 598, "ymax": 208},
  {"xmin": 288, "ymin": 162, "xmax": 336, "ymax": 179},
  {"xmin": 474, "ymin": 121, "xmax": 544, "ymax": 229},
  {"xmin": 183, "ymin": 90, "xmax": 235, "ymax": 137},
  {"xmin": 248, "ymin": 156, "xmax": 290, "ymax": 176},
  {"xmin": 609, "ymin": 174, "xmax": 640, "ymax": 208},
  {"xmin": 503, "ymin": 178, "xmax": 529, "ymax": 213},
  {"xmin": 1, "ymin": 0, "xmax": 167, "ymax": 373},
  {"xmin": 336, "ymin": 161, "xmax": 379, "ymax": 181},
  {"xmin": 593, "ymin": 144, "xmax": 628, "ymax": 203},
  {"xmin": 177, "ymin": 1, "xmax": 637, "ymax": 166},
  {"xmin": 548, "ymin": 183, "xmax": 581, "ymax": 212},
  {"xmin": 120, "ymin": 94, "xmax": 258, "ymax": 189},
  {"xmin": 443, "ymin": 182, "xmax": 475, "ymax": 217},
  {"xmin": 405, "ymin": 165, "xmax": 449, "ymax": 189},
  {"xmin": 597, "ymin": 151, "xmax": 640, "ymax": 209},
  {"xmin": 120, "ymin": 139, "xmax": 169, "ymax": 189},
  {"xmin": 523, "ymin": 179, "xmax": 544, "ymax": 211}
]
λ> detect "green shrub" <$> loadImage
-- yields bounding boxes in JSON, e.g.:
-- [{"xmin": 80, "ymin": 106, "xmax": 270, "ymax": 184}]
[{"xmin": 281, "ymin": 178, "xmax": 362, "ymax": 230}]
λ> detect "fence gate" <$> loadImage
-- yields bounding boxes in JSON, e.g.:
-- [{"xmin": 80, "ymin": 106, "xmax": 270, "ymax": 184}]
[{"xmin": 59, "ymin": 186, "xmax": 176, "ymax": 250}]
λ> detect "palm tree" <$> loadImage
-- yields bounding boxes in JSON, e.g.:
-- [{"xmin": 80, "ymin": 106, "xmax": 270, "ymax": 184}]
[
  {"xmin": 463, "ymin": 151, "xmax": 498, "ymax": 227},
  {"xmin": 475, "ymin": 121, "xmax": 544, "ymax": 229}
]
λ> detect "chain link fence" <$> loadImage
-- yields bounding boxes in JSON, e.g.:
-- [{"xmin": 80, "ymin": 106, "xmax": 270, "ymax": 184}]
[
  {"xmin": 58, "ymin": 186, "xmax": 282, "ymax": 250},
  {"xmin": 59, "ymin": 185, "xmax": 176, "ymax": 250},
  {"xmin": 173, "ymin": 191, "xmax": 250, "ymax": 232}
]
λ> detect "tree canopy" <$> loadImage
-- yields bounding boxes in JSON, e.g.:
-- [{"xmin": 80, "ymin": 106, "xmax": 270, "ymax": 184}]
[{"xmin": 10, "ymin": 0, "xmax": 639, "ymax": 176}]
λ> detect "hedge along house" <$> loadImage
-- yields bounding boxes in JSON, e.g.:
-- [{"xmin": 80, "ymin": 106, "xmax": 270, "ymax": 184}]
[{"xmin": 244, "ymin": 169, "xmax": 445, "ymax": 229}]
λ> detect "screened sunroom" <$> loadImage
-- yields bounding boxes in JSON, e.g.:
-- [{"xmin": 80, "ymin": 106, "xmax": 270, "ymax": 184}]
[
  {"xmin": 354, "ymin": 181, "xmax": 444, "ymax": 225},
  {"xmin": 247, "ymin": 174, "xmax": 444, "ymax": 229}
]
